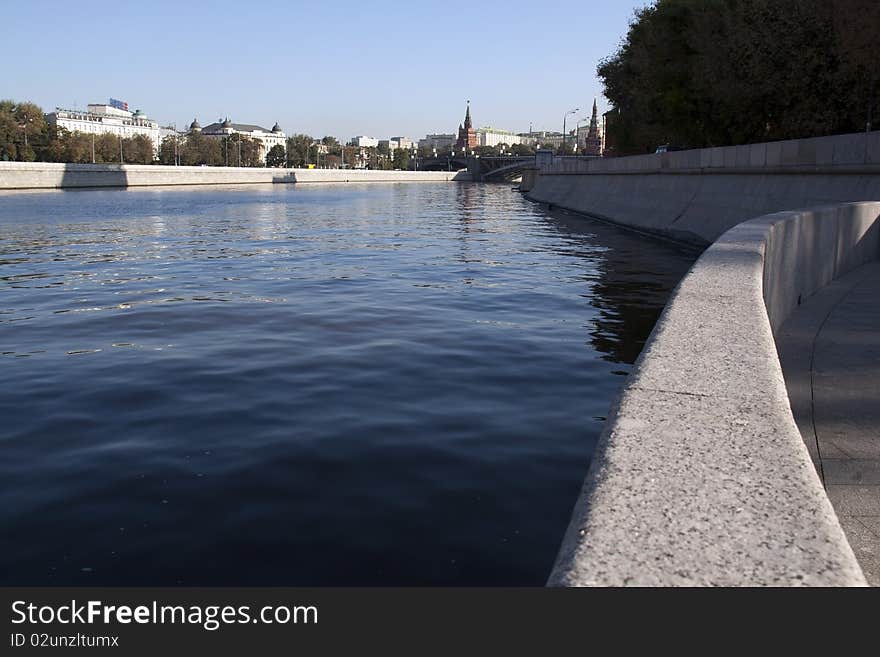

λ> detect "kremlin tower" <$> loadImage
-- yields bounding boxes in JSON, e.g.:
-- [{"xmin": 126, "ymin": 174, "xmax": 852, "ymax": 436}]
[
  {"xmin": 583, "ymin": 99, "xmax": 603, "ymax": 156},
  {"xmin": 455, "ymin": 100, "xmax": 478, "ymax": 150}
]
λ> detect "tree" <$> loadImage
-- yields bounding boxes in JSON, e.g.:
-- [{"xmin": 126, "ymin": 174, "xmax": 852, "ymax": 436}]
[
  {"xmin": 832, "ymin": 0, "xmax": 880, "ymax": 132},
  {"xmin": 124, "ymin": 135, "xmax": 154, "ymax": 164},
  {"xmin": 180, "ymin": 132, "xmax": 222, "ymax": 166},
  {"xmin": 224, "ymin": 134, "xmax": 261, "ymax": 167},
  {"xmin": 285, "ymin": 133, "xmax": 313, "ymax": 167},
  {"xmin": 341, "ymin": 145, "xmax": 359, "ymax": 168},
  {"xmin": 597, "ymin": 0, "xmax": 875, "ymax": 154},
  {"xmin": 0, "ymin": 100, "xmax": 20, "ymax": 161},
  {"xmin": 509, "ymin": 143, "xmax": 535, "ymax": 156},
  {"xmin": 266, "ymin": 144, "xmax": 286, "ymax": 167},
  {"xmin": 158, "ymin": 136, "xmax": 178, "ymax": 165},
  {"xmin": 0, "ymin": 99, "xmax": 49, "ymax": 161},
  {"xmin": 392, "ymin": 148, "xmax": 411, "ymax": 170},
  {"xmin": 95, "ymin": 134, "xmax": 121, "ymax": 163}
]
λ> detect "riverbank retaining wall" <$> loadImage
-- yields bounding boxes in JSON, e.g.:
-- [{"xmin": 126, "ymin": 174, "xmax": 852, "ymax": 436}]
[
  {"xmin": 549, "ymin": 202, "xmax": 880, "ymax": 586},
  {"xmin": 525, "ymin": 131, "xmax": 880, "ymax": 245},
  {"xmin": 0, "ymin": 162, "xmax": 470, "ymax": 190}
]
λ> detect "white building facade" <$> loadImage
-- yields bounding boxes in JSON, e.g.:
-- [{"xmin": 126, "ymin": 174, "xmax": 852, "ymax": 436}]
[
  {"xmin": 197, "ymin": 118, "xmax": 286, "ymax": 159},
  {"xmin": 352, "ymin": 136, "xmax": 379, "ymax": 147},
  {"xmin": 391, "ymin": 137, "xmax": 414, "ymax": 150},
  {"xmin": 476, "ymin": 127, "xmax": 523, "ymax": 147},
  {"xmin": 519, "ymin": 131, "xmax": 564, "ymax": 149},
  {"xmin": 418, "ymin": 133, "xmax": 455, "ymax": 150},
  {"xmin": 46, "ymin": 101, "xmax": 160, "ymax": 152}
]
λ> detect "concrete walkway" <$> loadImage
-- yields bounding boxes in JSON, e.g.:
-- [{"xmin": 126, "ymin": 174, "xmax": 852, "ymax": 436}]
[{"xmin": 778, "ymin": 261, "xmax": 880, "ymax": 585}]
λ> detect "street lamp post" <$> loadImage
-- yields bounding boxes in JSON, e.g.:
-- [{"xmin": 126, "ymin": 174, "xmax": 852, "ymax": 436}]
[
  {"xmin": 19, "ymin": 117, "xmax": 33, "ymax": 160},
  {"xmin": 562, "ymin": 107, "xmax": 579, "ymax": 155},
  {"xmin": 574, "ymin": 116, "xmax": 588, "ymax": 156},
  {"xmin": 174, "ymin": 123, "xmax": 179, "ymax": 165}
]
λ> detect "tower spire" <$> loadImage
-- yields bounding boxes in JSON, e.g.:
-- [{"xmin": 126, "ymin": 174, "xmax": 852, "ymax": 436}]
[
  {"xmin": 456, "ymin": 100, "xmax": 477, "ymax": 150},
  {"xmin": 584, "ymin": 98, "xmax": 602, "ymax": 156}
]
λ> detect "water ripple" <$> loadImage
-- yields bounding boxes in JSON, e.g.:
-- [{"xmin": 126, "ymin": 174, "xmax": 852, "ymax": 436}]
[{"xmin": 0, "ymin": 183, "xmax": 695, "ymax": 585}]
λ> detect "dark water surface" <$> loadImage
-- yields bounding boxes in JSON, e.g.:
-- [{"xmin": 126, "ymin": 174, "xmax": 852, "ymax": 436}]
[{"xmin": 0, "ymin": 183, "xmax": 695, "ymax": 585}]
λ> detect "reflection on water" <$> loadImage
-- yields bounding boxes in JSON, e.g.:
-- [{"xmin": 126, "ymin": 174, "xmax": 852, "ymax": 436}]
[
  {"xmin": 541, "ymin": 212, "xmax": 698, "ymax": 365},
  {"xmin": 0, "ymin": 183, "xmax": 695, "ymax": 585}
]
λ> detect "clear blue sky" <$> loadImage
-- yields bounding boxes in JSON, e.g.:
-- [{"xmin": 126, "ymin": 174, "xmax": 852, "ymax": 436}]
[{"xmin": 6, "ymin": 0, "xmax": 647, "ymax": 140}]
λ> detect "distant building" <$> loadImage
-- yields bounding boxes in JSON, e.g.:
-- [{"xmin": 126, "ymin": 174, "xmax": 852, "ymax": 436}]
[
  {"xmin": 518, "ymin": 131, "xmax": 564, "ymax": 150},
  {"xmin": 378, "ymin": 137, "xmax": 414, "ymax": 151},
  {"xmin": 159, "ymin": 125, "xmax": 181, "ymax": 142},
  {"xmin": 46, "ymin": 100, "xmax": 160, "ymax": 153},
  {"xmin": 455, "ymin": 101, "xmax": 478, "ymax": 150},
  {"xmin": 476, "ymin": 126, "xmax": 522, "ymax": 147},
  {"xmin": 352, "ymin": 135, "xmax": 379, "ymax": 147},
  {"xmin": 197, "ymin": 118, "xmax": 286, "ymax": 159},
  {"xmin": 581, "ymin": 99, "xmax": 603, "ymax": 156},
  {"xmin": 418, "ymin": 133, "xmax": 455, "ymax": 150},
  {"xmin": 391, "ymin": 137, "xmax": 414, "ymax": 150}
]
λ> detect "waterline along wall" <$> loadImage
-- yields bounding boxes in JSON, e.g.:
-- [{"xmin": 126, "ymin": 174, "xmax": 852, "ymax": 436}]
[
  {"xmin": 546, "ymin": 197, "xmax": 879, "ymax": 585},
  {"xmin": 523, "ymin": 131, "xmax": 880, "ymax": 245},
  {"xmin": 0, "ymin": 162, "xmax": 470, "ymax": 189}
]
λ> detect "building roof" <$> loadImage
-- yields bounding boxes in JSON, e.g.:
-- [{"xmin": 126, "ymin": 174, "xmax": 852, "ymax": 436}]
[{"xmin": 202, "ymin": 120, "xmax": 277, "ymax": 134}]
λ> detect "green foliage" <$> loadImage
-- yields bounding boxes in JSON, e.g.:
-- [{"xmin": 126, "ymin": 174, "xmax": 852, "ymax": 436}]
[
  {"xmin": 285, "ymin": 134, "xmax": 313, "ymax": 167},
  {"xmin": 392, "ymin": 148, "xmax": 411, "ymax": 170},
  {"xmin": 222, "ymin": 134, "xmax": 261, "ymax": 167},
  {"xmin": 266, "ymin": 144, "xmax": 287, "ymax": 167},
  {"xmin": 158, "ymin": 135, "xmax": 179, "ymax": 165},
  {"xmin": 340, "ymin": 145, "xmax": 359, "ymax": 168},
  {"xmin": 123, "ymin": 135, "xmax": 155, "ymax": 164},
  {"xmin": 321, "ymin": 135, "xmax": 340, "ymax": 152},
  {"xmin": 180, "ymin": 132, "xmax": 222, "ymax": 166},
  {"xmin": 0, "ymin": 99, "xmax": 49, "ymax": 161},
  {"xmin": 599, "ymin": 0, "xmax": 880, "ymax": 154},
  {"xmin": 509, "ymin": 143, "xmax": 535, "ymax": 156}
]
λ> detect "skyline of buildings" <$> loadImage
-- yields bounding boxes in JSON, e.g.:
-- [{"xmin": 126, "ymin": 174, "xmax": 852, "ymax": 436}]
[{"xmin": 41, "ymin": 96, "xmax": 607, "ymax": 162}]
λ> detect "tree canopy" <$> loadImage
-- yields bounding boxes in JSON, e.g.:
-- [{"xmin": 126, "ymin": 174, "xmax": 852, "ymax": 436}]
[
  {"xmin": 266, "ymin": 144, "xmax": 286, "ymax": 167},
  {"xmin": 599, "ymin": 0, "xmax": 880, "ymax": 155}
]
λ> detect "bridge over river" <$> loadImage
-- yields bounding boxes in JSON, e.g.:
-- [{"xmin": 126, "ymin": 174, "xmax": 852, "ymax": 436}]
[{"xmin": 418, "ymin": 155, "xmax": 535, "ymax": 182}]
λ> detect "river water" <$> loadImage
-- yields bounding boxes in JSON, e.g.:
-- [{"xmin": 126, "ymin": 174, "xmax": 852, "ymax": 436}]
[{"xmin": 0, "ymin": 183, "xmax": 695, "ymax": 585}]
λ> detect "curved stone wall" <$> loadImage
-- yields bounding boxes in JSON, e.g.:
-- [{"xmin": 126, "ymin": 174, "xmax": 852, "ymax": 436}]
[
  {"xmin": 549, "ymin": 202, "xmax": 880, "ymax": 586},
  {"xmin": 525, "ymin": 131, "xmax": 880, "ymax": 245}
]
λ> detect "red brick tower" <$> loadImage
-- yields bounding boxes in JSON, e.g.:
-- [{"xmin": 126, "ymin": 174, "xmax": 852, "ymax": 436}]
[
  {"xmin": 455, "ymin": 100, "xmax": 478, "ymax": 150},
  {"xmin": 583, "ymin": 98, "xmax": 603, "ymax": 156}
]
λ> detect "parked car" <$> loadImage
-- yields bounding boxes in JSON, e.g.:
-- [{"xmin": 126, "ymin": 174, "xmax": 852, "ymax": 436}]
[{"xmin": 655, "ymin": 144, "xmax": 685, "ymax": 153}]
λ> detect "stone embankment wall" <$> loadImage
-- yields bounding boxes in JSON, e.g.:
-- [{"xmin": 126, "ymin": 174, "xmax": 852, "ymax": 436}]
[
  {"xmin": 549, "ymin": 202, "xmax": 880, "ymax": 586},
  {"xmin": 0, "ymin": 162, "xmax": 470, "ymax": 190},
  {"xmin": 524, "ymin": 131, "xmax": 880, "ymax": 245}
]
